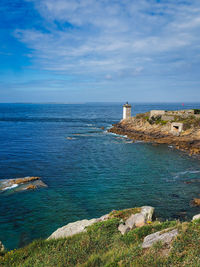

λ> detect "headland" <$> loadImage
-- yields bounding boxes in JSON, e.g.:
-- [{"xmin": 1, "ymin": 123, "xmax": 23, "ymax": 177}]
[{"xmin": 109, "ymin": 108, "xmax": 200, "ymax": 155}]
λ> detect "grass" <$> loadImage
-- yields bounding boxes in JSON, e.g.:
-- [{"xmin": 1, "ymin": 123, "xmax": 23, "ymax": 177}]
[
  {"xmin": 147, "ymin": 116, "xmax": 168, "ymax": 126},
  {"xmin": 109, "ymin": 207, "xmax": 141, "ymax": 221},
  {"xmin": 0, "ymin": 216, "xmax": 200, "ymax": 266},
  {"xmin": 172, "ymin": 115, "xmax": 200, "ymax": 130}
]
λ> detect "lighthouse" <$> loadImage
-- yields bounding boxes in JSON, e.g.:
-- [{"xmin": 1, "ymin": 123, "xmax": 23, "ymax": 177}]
[{"xmin": 123, "ymin": 102, "xmax": 131, "ymax": 120}]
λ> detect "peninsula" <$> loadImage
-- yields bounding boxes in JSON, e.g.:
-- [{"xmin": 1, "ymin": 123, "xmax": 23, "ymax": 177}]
[{"xmin": 109, "ymin": 107, "xmax": 200, "ymax": 155}]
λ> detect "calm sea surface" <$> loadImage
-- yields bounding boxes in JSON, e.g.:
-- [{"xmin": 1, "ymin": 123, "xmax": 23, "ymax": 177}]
[{"xmin": 0, "ymin": 103, "xmax": 200, "ymax": 250}]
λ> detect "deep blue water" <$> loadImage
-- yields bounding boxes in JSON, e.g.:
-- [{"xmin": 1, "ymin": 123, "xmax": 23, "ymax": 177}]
[{"xmin": 0, "ymin": 103, "xmax": 200, "ymax": 250}]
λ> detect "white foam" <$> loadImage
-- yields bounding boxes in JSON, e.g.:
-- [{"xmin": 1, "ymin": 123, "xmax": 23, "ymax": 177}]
[
  {"xmin": 3, "ymin": 184, "xmax": 18, "ymax": 191},
  {"xmin": 179, "ymin": 170, "xmax": 200, "ymax": 175},
  {"xmin": 174, "ymin": 170, "xmax": 200, "ymax": 179}
]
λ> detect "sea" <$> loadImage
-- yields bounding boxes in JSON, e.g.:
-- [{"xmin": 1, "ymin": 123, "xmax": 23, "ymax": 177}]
[{"xmin": 0, "ymin": 102, "xmax": 200, "ymax": 250}]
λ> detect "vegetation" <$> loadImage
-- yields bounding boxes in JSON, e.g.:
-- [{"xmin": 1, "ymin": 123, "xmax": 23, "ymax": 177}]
[
  {"xmin": 1, "ymin": 215, "xmax": 200, "ymax": 266},
  {"xmin": 147, "ymin": 116, "xmax": 168, "ymax": 125},
  {"xmin": 193, "ymin": 109, "xmax": 200, "ymax": 114},
  {"xmin": 173, "ymin": 115, "xmax": 200, "ymax": 130},
  {"xmin": 109, "ymin": 207, "xmax": 141, "ymax": 220},
  {"xmin": 135, "ymin": 112, "xmax": 149, "ymax": 120}
]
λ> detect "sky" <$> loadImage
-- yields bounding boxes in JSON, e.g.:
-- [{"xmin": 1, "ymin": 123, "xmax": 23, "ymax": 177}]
[{"xmin": 0, "ymin": 0, "xmax": 200, "ymax": 103}]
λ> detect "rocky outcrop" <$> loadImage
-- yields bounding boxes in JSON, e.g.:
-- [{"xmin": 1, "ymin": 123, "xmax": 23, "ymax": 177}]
[
  {"xmin": 48, "ymin": 214, "xmax": 109, "ymax": 240},
  {"xmin": 48, "ymin": 206, "xmax": 154, "ymax": 240},
  {"xmin": 142, "ymin": 228, "xmax": 178, "ymax": 248},
  {"xmin": 12, "ymin": 177, "xmax": 40, "ymax": 184},
  {"xmin": 0, "ymin": 241, "xmax": 5, "ymax": 252},
  {"xmin": 118, "ymin": 206, "xmax": 154, "ymax": 235},
  {"xmin": 108, "ymin": 116, "xmax": 200, "ymax": 155},
  {"xmin": 192, "ymin": 214, "xmax": 200, "ymax": 220},
  {"xmin": 48, "ymin": 219, "xmax": 98, "ymax": 240},
  {"xmin": 0, "ymin": 177, "xmax": 47, "ymax": 193}
]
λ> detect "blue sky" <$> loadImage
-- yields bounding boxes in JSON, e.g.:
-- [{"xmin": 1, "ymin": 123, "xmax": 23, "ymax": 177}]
[{"xmin": 0, "ymin": 0, "xmax": 200, "ymax": 103}]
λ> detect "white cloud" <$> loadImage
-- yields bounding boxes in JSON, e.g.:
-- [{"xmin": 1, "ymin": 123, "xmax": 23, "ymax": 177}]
[{"xmin": 17, "ymin": 0, "xmax": 200, "ymax": 79}]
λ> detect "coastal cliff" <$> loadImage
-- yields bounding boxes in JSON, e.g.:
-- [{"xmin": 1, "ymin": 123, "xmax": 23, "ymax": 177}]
[{"xmin": 108, "ymin": 110, "xmax": 200, "ymax": 155}]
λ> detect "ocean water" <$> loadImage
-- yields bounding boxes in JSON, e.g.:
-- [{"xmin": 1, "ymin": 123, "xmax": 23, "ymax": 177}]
[{"xmin": 0, "ymin": 102, "xmax": 200, "ymax": 250}]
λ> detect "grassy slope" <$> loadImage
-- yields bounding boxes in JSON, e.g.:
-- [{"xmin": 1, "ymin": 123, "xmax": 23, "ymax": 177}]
[{"xmin": 0, "ymin": 215, "xmax": 200, "ymax": 266}]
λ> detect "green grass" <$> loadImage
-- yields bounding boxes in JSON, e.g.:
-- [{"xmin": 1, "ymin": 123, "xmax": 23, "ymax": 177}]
[
  {"xmin": 173, "ymin": 115, "xmax": 200, "ymax": 130},
  {"xmin": 109, "ymin": 207, "xmax": 141, "ymax": 221},
  {"xmin": 1, "ymin": 217, "xmax": 200, "ymax": 266},
  {"xmin": 147, "ymin": 115, "xmax": 168, "ymax": 126}
]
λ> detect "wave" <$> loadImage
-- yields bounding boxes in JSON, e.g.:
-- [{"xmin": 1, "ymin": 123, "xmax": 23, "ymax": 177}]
[
  {"xmin": 2, "ymin": 184, "xmax": 18, "ymax": 191},
  {"xmin": 173, "ymin": 170, "xmax": 200, "ymax": 179}
]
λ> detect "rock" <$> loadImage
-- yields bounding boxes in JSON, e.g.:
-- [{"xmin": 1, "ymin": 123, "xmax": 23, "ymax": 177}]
[
  {"xmin": 117, "ymin": 206, "xmax": 155, "ymax": 235},
  {"xmin": 0, "ymin": 176, "xmax": 46, "ymax": 193},
  {"xmin": 13, "ymin": 176, "xmax": 40, "ymax": 184},
  {"xmin": 0, "ymin": 241, "xmax": 5, "ymax": 252},
  {"xmin": 48, "ymin": 213, "xmax": 110, "ymax": 240},
  {"xmin": 118, "ymin": 224, "xmax": 130, "ymax": 235},
  {"xmin": 192, "ymin": 214, "xmax": 200, "ymax": 221},
  {"xmin": 25, "ymin": 184, "xmax": 37, "ymax": 190},
  {"xmin": 125, "ymin": 214, "xmax": 136, "ymax": 228},
  {"xmin": 97, "ymin": 214, "xmax": 109, "ymax": 222},
  {"xmin": 126, "ymin": 213, "xmax": 145, "ymax": 228},
  {"xmin": 191, "ymin": 198, "xmax": 200, "ymax": 206},
  {"xmin": 142, "ymin": 228, "xmax": 178, "ymax": 249},
  {"xmin": 141, "ymin": 206, "xmax": 154, "ymax": 222},
  {"xmin": 48, "ymin": 218, "xmax": 98, "ymax": 240}
]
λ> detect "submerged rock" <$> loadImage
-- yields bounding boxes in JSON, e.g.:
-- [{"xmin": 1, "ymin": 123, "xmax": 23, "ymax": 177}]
[
  {"xmin": 142, "ymin": 228, "xmax": 178, "ymax": 248},
  {"xmin": 25, "ymin": 184, "xmax": 37, "ymax": 190},
  {"xmin": 191, "ymin": 198, "xmax": 200, "ymax": 206}
]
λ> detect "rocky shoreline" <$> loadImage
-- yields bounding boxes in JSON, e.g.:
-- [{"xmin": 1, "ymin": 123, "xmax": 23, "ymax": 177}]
[{"xmin": 108, "ymin": 115, "xmax": 200, "ymax": 155}]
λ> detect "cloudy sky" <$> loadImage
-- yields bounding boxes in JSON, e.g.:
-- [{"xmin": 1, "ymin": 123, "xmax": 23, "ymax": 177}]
[{"xmin": 0, "ymin": 0, "xmax": 200, "ymax": 102}]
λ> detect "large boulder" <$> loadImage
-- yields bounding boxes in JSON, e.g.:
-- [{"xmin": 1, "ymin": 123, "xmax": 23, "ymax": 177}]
[
  {"xmin": 48, "ymin": 218, "xmax": 98, "ymax": 240},
  {"xmin": 126, "ymin": 213, "xmax": 145, "ymax": 228},
  {"xmin": 118, "ymin": 224, "xmax": 130, "ymax": 235},
  {"xmin": 141, "ymin": 206, "xmax": 154, "ymax": 222},
  {"xmin": 142, "ymin": 228, "xmax": 178, "ymax": 248},
  {"xmin": 192, "ymin": 214, "xmax": 200, "ymax": 221},
  {"xmin": 48, "ymin": 214, "xmax": 109, "ymax": 240},
  {"xmin": 0, "ymin": 241, "xmax": 5, "ymax": 252},
  {"xmin": 118, "ymin": 206, "xmax": 154, "ymax": 235}
]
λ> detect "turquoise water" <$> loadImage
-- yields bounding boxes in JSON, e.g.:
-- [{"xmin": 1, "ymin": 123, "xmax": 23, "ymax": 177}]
[{"xmin": 0, "ymin": 103, "xmax": 200, "ymax": 250}]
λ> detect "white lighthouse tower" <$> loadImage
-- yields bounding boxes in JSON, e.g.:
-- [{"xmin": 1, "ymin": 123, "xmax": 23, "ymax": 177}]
[{"xmin": 123, "ymin": 102, "xmax": 131, "ymax": 120}]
